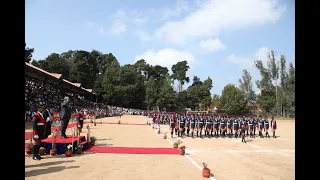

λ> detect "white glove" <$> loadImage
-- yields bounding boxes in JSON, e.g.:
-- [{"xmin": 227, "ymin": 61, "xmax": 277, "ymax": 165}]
[
  {"xmin": 34, "ymin": 135, "xmax": 39, "ymax": 139},
  {"xmin": 46, "ymin": 117, "xmax": 51, "ymax": 122}
]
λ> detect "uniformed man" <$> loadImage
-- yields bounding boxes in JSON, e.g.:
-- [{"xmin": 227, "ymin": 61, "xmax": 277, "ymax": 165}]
[
  {"xmin": 174, "ymin": 114, "xmax": 179, "ymax": 136},
  {"xmin": 77, "ymin": 109, "xmax": 86, "ymax": 133},
  {"xmin": 204, "ymin": 115, "xmax": 211, "ymax": 137},
  {"xmin": 32, "ymin": 105, "xmax": 51, "ymax": 160},
  {"xmin": 271, "ymin": 116, "xmax": 277, "ymax": 138},
  {"xmin": 240, "ymin": 124, "xmax": 247, "ymax": 143},
  {"xmin": 253, "ymin": 115, "xmax": 258, "ymax": 136},
  {"xmin": 60, "ymin": 96, "xmax": 72, "ymax": 139}
]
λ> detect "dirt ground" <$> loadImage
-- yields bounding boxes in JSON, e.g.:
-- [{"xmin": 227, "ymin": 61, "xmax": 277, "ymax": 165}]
[{"xmin": 25, "ymin": 115, "xmax": 295, "ymax": 180}]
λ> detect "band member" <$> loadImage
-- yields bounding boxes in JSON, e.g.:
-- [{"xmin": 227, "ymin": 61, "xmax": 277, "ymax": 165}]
[
  {"xmin": 233, "ymin": 117, "xmax": 239, "ymax": 138},
  {"xmin": 258, "ymin": 116, "xmax": 264, "ymax": 138},
  {"xmin": 271, "ymin": 117, "xmax": 277, "ymax": 138},
  {"xmin": 245, "ymin": 117, "xmax": 249, "ymax": 135},
  {"xmin": 220, "ymin": 116, "xmax": 227, "ymax": 137},
  {"xmin": 204, "ymin": 116, "xmax": 210, "ymax": 137},
  {"xmin": 209, "ymin": 116, "xmax": 214, "ymax": 137},
  {"xmin": 32, "ymin": 105, "xmax": 51, "ymax": 160},
  {"xmin": 213, "ymin": 115, "xmax": 220, "ymax": 137},
  {"xmin": 264, "ymin": 116, "xmax": 270, "ymax": 138},
  {"xmin": 249, "ymin": 117, "xmax": 254, "ymax": 138},
  {"xmin": 240, "ymin": 124, "xmax": 247, "ymax": 143},
  {"xmin": 198, "ymin": 116, "xmax": 204, "ymax": 138},
  {"xmin": 178, "ymin": 115, "xmax": 186, "ymax": 137},
  {"xmin": 169, "ymin": 115, "xmax": 176, "ymax": 138},
  {"xmin": 190, "ymin": 114, "xmax": 196, "ymax": 138},
  {"xmin": 227, "ymin": 116, "xmax": 232, "ymax": 137}
]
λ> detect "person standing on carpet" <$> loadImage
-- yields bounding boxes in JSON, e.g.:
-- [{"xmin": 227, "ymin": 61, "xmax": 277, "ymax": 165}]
[
  {"xmin": 60, "ymin": 96, "xmax": 72, "ymax": 139},
  {"xmin": 77, "ymin": 109, "xmax": 86, "ymax": 133},
  {"xmin": 32, "ymin": 105, "xmax": 49, "ymax": 160}
]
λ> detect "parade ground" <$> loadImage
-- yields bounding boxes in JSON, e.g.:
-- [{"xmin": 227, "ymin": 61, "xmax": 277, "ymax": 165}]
[{"xmin": 25, "ymin": 115, "xmax": 295, "ymax": 180}]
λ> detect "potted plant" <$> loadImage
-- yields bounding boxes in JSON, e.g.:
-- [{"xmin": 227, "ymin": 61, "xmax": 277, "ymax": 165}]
[
  {"xmin": 65, "ymin": 144, "xmax": 73, "ymax": 157},
  {"xmin": 90, "ymin": 120, "xmax": 94, "ymax": 123},
  {"xmin": 178, "ymin": 145, "xmax": 186, "ymax": 155},
  {"xmin": 90, "ymin": 136, "xmax": 97, "ymax": 146},
  {"xmin": 173, "ymin": 140, "xmax": 182, "ymax": 148},
  {"xmin": 39, "ymin": 147, "xmax": 46, "ymax": 155},
  {"xmin": 75, "ymin": 144, "xmax": 83, "ymax": 154},
  {"xmin": 157, "ymin": 128, "xmax": 160, "ymax": 134},
  {"xmin": 25, "ymin": 137, "xmax": 33, "ymax": 154},
  {"xmin": 86, "ymin": 124, "xmax": 89, "ymax": 129},
  {"xmin": 163, "ymin": 132, "xmax": 167, "ymax": 139},
  {"xmin": 118, "ymin": 120, "xmax": 121, "ymax": 125},
  {"xmin": 94, "ymin": 121, "xmax": 97, "ymax": 126},
  {"xmin": 50, "ymin": 131, "xmax": 58, "ymax": 156},
  {"xmin": 202, "ymin": 162, "xmax": 211, "ymax": 178}
]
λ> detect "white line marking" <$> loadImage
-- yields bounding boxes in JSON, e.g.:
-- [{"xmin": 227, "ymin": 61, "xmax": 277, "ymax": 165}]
[
  {"xmin": 277, "ymin": 137, "xmax": 288, "ymax": 140},
  {"xmin": 166, "ymin": 139, "xmax": 216, "ymax": 180},
  {"xmin": 276, "ymin": 152, "xmax": 291, "ymax": 156},
  {"xmin": 230, "ymin": 139, "xmax": 291, "ymax": 156},
  {"xmin": 185, "ymin": 155, "xmax": 216, "ymax": 180}
]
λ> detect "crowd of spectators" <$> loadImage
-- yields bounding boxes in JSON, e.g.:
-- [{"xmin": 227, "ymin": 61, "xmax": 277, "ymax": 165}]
[{"xmin": 25, "ymin": 76, "xmax": 146, "ymax": 122}]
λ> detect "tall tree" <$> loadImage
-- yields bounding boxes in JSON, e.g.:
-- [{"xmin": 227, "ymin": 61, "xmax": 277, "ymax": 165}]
[
  {"xmin": 171, "ymin": 60, "xmax": 190, "ymax": 92},
  {"xmin": 239, "ymin": 69, "xmax": 256, "ymax": 102},
  {"xmin": 267, "ymin": 50, "xmax": 280, "ymax": 116}
]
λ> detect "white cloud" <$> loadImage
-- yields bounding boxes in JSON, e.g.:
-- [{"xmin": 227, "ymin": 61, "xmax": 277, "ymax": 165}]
[
  {"xmin": 154, "ymin": 0, "xmax": 286, "ymax": 45},
  {"xmin": 163, "ymin": 0, "xmax": 189, "ymax": 19},
  {"xmin": 226, "ymin": 47, "xmax": 270, "ymax": 69},
  {"xmin": 199, "ymin": 38, "xmax": 225, "ymax": 52},
  {"xmin": 134, "ymin": 48, "xmax": 195, "ymax": 68},
  {"xmin": 135, "ymin": 30, "xmax": 152, "ymax": 42}
]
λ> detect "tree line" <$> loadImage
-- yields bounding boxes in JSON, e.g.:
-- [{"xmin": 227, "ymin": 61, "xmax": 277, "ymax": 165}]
[{"xmin": 25, "ymin": 43, "xmax": 295, "ymax": 117}]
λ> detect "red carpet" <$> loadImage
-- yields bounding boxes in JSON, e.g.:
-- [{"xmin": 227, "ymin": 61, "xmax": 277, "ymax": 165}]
[
  {"xmin": 101, "ymin": 122, "xmax": 148, "ymax": 125},
  {"xmin": 41, "ymin": 135, "xmax": 85, "ymax": 143},
  {"xmin": 25, "ymin": 123, "xmax": 78, "ymax": 140},
  {"xmin": 85, "ymin": 146, "xmax": 180, "ymax": 155}
]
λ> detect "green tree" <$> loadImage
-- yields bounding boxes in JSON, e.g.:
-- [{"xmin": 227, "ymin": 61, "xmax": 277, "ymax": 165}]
[
  {"xmin": 220, "ymin": 84, "xmax": 246, "ymax": 114},
  {"xmin": 171, "ymin": 60, "xmax": 190, "ymax": 92},
  {"xmin": 239, "ymin": 69, "xmax": 256, "ymax": 102},
  {"xmin": 25, "ymin": 43, "xmax": 34, "ymax": 62}
]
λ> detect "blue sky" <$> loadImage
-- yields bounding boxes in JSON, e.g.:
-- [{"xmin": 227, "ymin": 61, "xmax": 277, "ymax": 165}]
[{"xmin": 26, "ymin": 0, "xmax": 295, "ymax": 95}]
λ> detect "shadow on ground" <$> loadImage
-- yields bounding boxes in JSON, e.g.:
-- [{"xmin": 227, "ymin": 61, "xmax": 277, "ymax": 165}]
[
  {"xmin": 25, "ymin": 160, "xmax": 75, "ymax": 168},
  {"xmin": 25, "ymin": 166, "xmax": 80, "ymax": 177}
]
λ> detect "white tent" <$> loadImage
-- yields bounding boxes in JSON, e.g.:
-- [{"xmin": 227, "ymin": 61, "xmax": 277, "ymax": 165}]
[{"xmin": 213, "ymin": 107, "xmax": 218, "ymax": 111}]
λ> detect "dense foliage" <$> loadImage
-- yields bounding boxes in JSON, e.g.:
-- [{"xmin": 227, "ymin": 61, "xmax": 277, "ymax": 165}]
[{"xmin": 25, "ymin": 43, "xmax": 295, "ymax": 117}]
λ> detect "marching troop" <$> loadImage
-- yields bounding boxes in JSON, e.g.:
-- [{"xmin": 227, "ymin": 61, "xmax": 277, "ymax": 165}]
[{"xmin": 149, "ymin": 113, "xmax": 278, "ymax": 143}]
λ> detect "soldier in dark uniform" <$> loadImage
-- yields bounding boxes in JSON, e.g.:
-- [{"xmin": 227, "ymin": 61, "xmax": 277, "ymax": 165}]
[
  {"xmin": 213, "ymin": 115, "xmax": 220, "ymax": 137},
  {"xmin": 77, "ymin": 109, "xmax": 86, "ymax": 133},
  {"xmin": 169, "ymin": 114, "xmax": 176, "ymax": 138},
  {"xmin": 178, "ymin": 115, "xmax": 186, "ymax": 137},
  {"xmin": 249, "ymin": 117, "xmax": 254, "ymax": 138},
  {"xmin": 245, "ymin": 116, "xmax": 249, "ymax": 135},
  {"xmin": 253, "ymin": 115, "xmax": 258, "ymax": 136},
  {"xmin": 264, "ymin": 116, "xmax": 271, "ymax": 138},
  {"xmin": 220, "ymin": 116, "xmax": 227, "ymax": 137},
  {"xmin": 227, "ymin": 116, "xmax": 232, "ymax": 137},
  {"xmin": 60, "ymin": 96, "xmax": 72, "ymax": 139},
  {"xmin": 271, "ymin": 116, "xmax": 277, "ymax": 138},
  {"xmin": 195, "ymin": 115, "xmax": 200, "ymax": 137},
  {"xmin": 209, "ymin": 116, "xmax": 214, "ymax": 137},
  {"xmin": 233, "ymin": 117, "xmax": 239, "ymax": 138},
  {"xmin": 32, "ymin": 105, "xmax": 51, "ymax": 160},
  {"xmin": 185, "ymin": 115, "xmax": 190, "ymax": 136},
  {"xmin": 198, "ymin": 116, "xmax": 204, "ymax": 138},
  {"xmin": 258, "ymin": 116, "xmax": 264, "ymax": 138},
  {"xmin": 204, "ymin": 115, "xmax": 211, "ymax": 137},
  {"xmin": 174, "ymin": 114, "xmax": 179, "ymax": 136},
  {"xmin": 240, "ymin": 124, "xmax": 247, "ymax": 143},
  {"xmin": 190, "ymin": 114, "xmax": 196, "ymax": 138}
]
